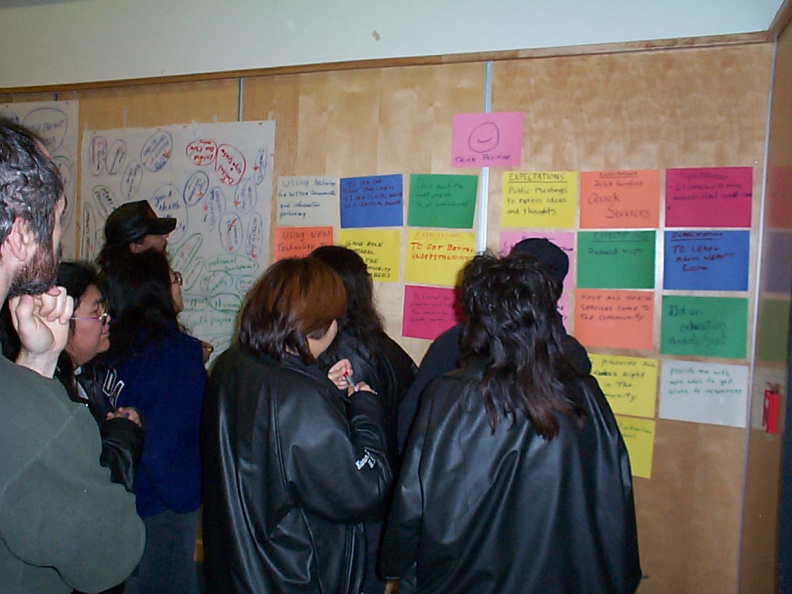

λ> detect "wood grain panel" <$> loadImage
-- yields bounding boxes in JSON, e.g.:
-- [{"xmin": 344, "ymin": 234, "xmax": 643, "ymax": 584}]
[
  {"xmin": 492, "ymin": 44, "xmax": 773, "ymax": 593},
  {"xmin": 68, "ymin": 80, "xmax": 239, "ymax": 244},
  {"xmin": 244, "ymin": 63, "xmax": 483, "ymax": 363}
]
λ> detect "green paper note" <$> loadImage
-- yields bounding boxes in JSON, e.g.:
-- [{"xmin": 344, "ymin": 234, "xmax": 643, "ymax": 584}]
[
  {"xmin": 661, "ymin": 296, "xmax": 748, "ymax": 359},
  {"xmin": 577, "ymin": 231, "xmax": 656, "ymax": 289},
  {"xmin": 407, "ymin": 174, "xmax": 478, "ymax": 229}
]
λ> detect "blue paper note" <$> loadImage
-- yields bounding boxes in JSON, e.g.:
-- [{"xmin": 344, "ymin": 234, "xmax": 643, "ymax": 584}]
[
  {"xmin": 664, "ymin": 230, "xmax": 750, "ymax": 291},
  {"xmin": 339, "ymin": 174, "xmax": 403, "ymax": 228}
]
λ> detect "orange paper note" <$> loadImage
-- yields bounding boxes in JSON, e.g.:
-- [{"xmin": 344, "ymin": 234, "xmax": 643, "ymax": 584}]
[
  {"xmin": 580, "ymin": 170, "xmax": 660, "ymax": 229},
  {"xmin": 574, "ymin": 289, "xmax": 655, "ymax": 351},
  {"xmin": 272, "ymin": 226, "xmax": 333, "ymax": 261}
]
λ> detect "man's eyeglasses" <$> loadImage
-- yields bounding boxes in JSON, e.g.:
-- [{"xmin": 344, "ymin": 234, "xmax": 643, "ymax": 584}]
[
  {"xmin": 172, "ymin": 271, "xmax": 183, "ymax": 286},
  {"xmin": 71, "ymin": 312, "xmax": 109, "ymax": 326}
]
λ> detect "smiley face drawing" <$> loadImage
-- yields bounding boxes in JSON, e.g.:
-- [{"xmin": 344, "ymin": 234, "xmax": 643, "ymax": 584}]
[{"xmin": 468, "ymin": 121, "xmax": 500, "ymax": 153}]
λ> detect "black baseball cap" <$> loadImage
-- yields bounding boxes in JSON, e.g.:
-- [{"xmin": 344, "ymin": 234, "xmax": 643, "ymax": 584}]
[
  {"xmin": 510, "ymin": 237, "xmax": 569, "ymax": 286},
  {"xmin": 104, "ymin": 200, "xmax": 177, "ymax": 245}
]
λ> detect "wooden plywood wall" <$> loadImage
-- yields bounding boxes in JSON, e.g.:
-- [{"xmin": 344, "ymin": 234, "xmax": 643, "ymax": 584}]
[
  {"xmin": 490, "ymin": 45, "xmax": 773, "ymax": 593},
  {"xmin": 1, "ymin": 40, "xmax": 779, "ymax": 593},
  {"xmin": 242, "ymin": 63, "xmax": 485, "ymax": 362}
]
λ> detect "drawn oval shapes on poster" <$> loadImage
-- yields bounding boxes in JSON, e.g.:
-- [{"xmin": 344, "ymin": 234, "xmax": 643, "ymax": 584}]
[
  {"xmin": 120, "ymin": 160, "xmax": 144, "ymax": 200},
  {"xmin": 236, "ymin": 275, "xmax": 257, "ymax": 295},
  {"xmin": 170, "ymin": 232, "xmax": 203, "ymax": 275},
  {"xmin": 185, "ymin": 139, "xmax": 217, "ymax": 167},
  {"xmin": 184, "ymin": 171, "xmax": 210, "ymax": 206},
  {"xmin": 181, "ymin": 256, "xmax": 203, "ymax": 292},
  {"xmin": 88, "ymin": 136, "xmax": 108, "ymax": 176},
  {"xmin": 82, "ymin": 203, "xmax": 98, "ymax": 259},
  {"xmin": 203, "ymin": 186, "xmax": 226, "ymax": 231},
  {"xmin": 253, "ymin": 145, "xmax": 268, "ymax": 185},
  {"xmin": 215, "ymin": 144, "xmax": 246, "ymax": 186},
  {"xmin": 53, "ymin": 156, "xmax": 75, "ymax": 230},
  {"xmin": 106, "ymin": 140, "xmax": 127, "ymax": 175},
  {"xmin": 92, "ymin": 185, "xmax": 118, "ymax": 217},
  {"xmin": 23, "ymin": 107, "xmax": 68, "ymax": 152},
  {"xmin": 209, "ymin": 293, "xmax": 242, "ymax": 313},
  {"xmin": 200, "ymin": 270, "xmax": 234, "ymax": 296},
  {"xmin": 217, "ymin": 213, "xmax": 243, "ymax": 253},
  {"xmin": 150, "ymin": 183, "xmax": 187, "ymax": 244},
  {"xmin": 141, "ymin": 130, "xmax": 173, "ymax": 172},
  {"xmin": 234, "ymin": 178, "xmax": 256, "ymax": 213},
  {"xmin": 245, "ymin": 212, "xmax": 264, "ymax": 260}
]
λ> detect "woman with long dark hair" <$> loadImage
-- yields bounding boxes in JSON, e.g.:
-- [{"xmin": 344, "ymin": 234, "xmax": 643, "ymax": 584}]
[
  {"xmin": 310, "ymin": 245, "xmax": 416, "ymax": 594},
  {"xmin": 201, "ymin": 256, "xmax": 393, "ymax": 594},
  {"xmin": 100, "ymin": 249, "xmax": 206, "ymax": 594},
  {"xmin": 382, "ymin": 252, "xmax": 641, "ymax": 593}
]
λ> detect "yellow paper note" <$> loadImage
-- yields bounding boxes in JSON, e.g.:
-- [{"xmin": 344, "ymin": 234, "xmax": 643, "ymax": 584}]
[
  {"xmin": 590, "ymin": 354, "xmax": 658, "ymax": 418},
  {"xmin": 405, "ymin": 229, "xmax": 476, "ymax": 287},
  {"xmin": 501, "ymin": 171, "xmax": 578, "ymax": 228},
  {"xmin": 337, "ymin": 229, "xmax": 401, "ymax": 283},
  {"xmin": 615, "ymin": 415, "xmax": 656, "ymax": 479}
]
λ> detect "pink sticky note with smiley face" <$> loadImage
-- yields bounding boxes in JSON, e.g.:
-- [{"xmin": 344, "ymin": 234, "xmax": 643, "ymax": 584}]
[{"xmin": 452, "ymin": 112, "xmax": 524, "ymax": 168}]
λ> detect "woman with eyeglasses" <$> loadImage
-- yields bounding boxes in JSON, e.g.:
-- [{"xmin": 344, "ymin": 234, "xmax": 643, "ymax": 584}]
[
  {"xmin": 54, "ymin": 261, "xmax": 145, "ymax": 497},
  {"xmin": 99, "ymin": 249, "xmax": 207, "ymax": 594}
]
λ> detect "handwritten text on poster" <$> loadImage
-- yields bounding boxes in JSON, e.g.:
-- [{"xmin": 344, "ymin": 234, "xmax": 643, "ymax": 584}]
[
  {"xmin": 659, "ymin": 360, "xmax": 749, "ymax": 428},
  {"xmin": 501, "ymin": 171, "xmax": 577, "ymax": 229},
  {"xmin": 590, "ymin": 354, "xmax": 658, "ymax": 418},
  {"xmin": 338, "ymin": 229, "xmax": 401, "ymax": 283},
  {"xmin": 580, "ymin": 170, "xmax": 660, "ymax": 228},
  {"xmin": 575, "ymin": 290, "xmax": 655, "ymax": 351},
  {"xmin": 405, "ymin": 229, "xmax": 476, "ymax": 287}
]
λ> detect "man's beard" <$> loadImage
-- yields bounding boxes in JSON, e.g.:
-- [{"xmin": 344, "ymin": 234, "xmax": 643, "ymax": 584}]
[{"xmin": 7, "ymin": 241, "xmax": 62, "ymax": 298}]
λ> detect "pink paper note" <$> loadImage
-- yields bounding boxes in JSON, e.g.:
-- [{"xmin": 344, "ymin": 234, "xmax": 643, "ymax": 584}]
[
  {"xmin": 666, "ymin": 167, "xmax": 753, "ymax": 228},
  {"xmin": 402, "ymin": 285, "xmax": 461, "ymax": 340},
  {"xmin": 452, "ymin": 112, "xmax": 523, "ymax": 168}
]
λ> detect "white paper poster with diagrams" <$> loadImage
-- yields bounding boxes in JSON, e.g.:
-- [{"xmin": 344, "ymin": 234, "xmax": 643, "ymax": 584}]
[
  {"xmin": 80, "ymin": 120, "xmax": 276, "ymax": 356},
  {"xmin": 1, "ymin": 101, "xmax": 80, "ymax": 258}
]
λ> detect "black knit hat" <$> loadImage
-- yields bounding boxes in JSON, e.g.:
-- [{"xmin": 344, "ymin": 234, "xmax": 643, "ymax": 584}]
[
  {"xmin": 510, "ymin": 238, "xmax": 569, "ymax": 285},
  {"xmin": 104, "ymin": 200, "xmax": 177, "ymax": 245}
]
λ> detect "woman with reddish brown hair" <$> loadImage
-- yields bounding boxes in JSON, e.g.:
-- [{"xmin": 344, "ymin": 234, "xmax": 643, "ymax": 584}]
[{"xmin": 201, "ymin": 256, "xmax": 393, "ymax": 594}]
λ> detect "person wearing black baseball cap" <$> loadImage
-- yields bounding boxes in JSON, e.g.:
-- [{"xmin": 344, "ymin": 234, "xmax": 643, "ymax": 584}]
[{"xmin": 96, "ymin": 201, "xmax": 176, "ymax": 269}]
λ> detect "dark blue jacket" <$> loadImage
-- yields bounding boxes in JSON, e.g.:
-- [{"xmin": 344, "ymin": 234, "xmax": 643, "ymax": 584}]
[{"xmin": 115, "ymin": 329, "xmax": 206, "ymax": 518}]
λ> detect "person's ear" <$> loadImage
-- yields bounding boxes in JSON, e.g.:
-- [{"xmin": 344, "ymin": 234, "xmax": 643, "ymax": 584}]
[
  {"xmin": 129, "ymin": 240, "xmax": 145, "ymax": 253},
  {"xmin": 4, "ymin": 217, "xmax": 36, "ymax": 263}
]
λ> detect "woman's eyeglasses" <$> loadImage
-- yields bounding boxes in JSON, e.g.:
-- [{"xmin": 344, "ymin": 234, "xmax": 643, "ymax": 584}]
[
  {"xmin": 71, "ymin": 312, "xmax": 109, "ymax": 326},
  {"xmin": 172, "ymin": 271, "xmax": 183, "ymax": 286}
]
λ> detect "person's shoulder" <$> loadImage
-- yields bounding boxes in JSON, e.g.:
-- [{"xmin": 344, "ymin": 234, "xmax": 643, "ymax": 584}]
[
  {"xmin": 377, "ymin": 331, "xmax": 416, "ymax": 366},
  {"xmin": 562, "ymin": 332, "xmax": 592, "ymax": 375},
  {"xmin": 422, "ymin": 364, "xmax": 476, "ymax": 406},
  {"xmin": 429, "ymin": 323, "xmax": 463, "ymax": 351},
  {"xmin": 0, "ymin": 357, "xmax": 71, "ymax": 409},
  {"xmin": 0, "ymin": 363, "xmax": 97, "ymax": 474}
]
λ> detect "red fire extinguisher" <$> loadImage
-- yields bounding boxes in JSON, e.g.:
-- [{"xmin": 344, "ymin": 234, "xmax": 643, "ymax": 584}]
[{"xmin": 763, "ymin": 383, "xmax": 782, "ymax": 434}]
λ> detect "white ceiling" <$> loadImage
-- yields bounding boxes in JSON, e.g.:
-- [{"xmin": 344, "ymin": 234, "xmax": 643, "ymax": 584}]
[{"xmin": 0, "ymin": 0, "xmax": 786, "ymax": 88}]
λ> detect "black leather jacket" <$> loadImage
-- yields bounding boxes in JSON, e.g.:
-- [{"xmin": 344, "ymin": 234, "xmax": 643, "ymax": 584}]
[
  {"xmin": 201, "ymin": 345, "xmax": 394, "ymax": 594},
  {"xmin": 55, "ymin": 359, "xmax": 144, "ymax": 492},
  {"xmin": 318, "ymin": 330, "xmax": 417, "ymax": 594},
  {"xmin": 382, "ymin": 361, "xmax": 642, "ymax": 593}
]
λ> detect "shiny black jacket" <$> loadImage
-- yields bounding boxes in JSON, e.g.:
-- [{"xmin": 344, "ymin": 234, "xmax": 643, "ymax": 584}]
[
  {"xmin": 201, "ymin": 345, "xmax": 394, "ymax": 594},
  {"xmin": 55, "ymin": 359, "xmax": 144, "ymax": 492},
  {"xmin": 319, "ymin": 330, "xmax": 417, "ymax": 594},
  {"xmin": 382, "ymin": 361, "xmax": 642, "ymax": 593}
]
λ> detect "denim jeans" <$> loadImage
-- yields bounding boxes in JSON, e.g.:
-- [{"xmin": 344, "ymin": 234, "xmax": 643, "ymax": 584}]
[{"xmin": 124, "ymin": 508, "xmax": 201, "ymax": 594}]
